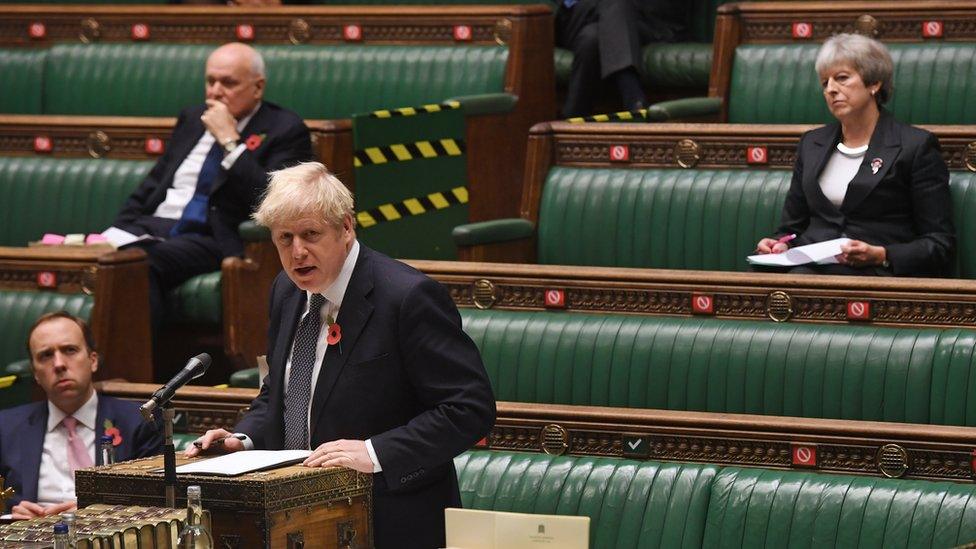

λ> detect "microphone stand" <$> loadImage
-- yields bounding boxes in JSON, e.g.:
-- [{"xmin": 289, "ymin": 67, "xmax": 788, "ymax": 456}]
[{"xmin": 162, "ymin": 401, "xmax": 177, "ymax": 508}]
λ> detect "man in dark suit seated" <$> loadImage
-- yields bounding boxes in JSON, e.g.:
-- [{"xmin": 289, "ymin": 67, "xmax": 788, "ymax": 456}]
[
  {"xmin": 187, "ymin": 162, "xmax": 496, "ymax": 548},
  {"xmin": 0, "ymin": 312, "xmax": 161, "ymax": 519},
  {"xmin": 105, "ymin": 42, "xmax": 313, "ymax": 329}
]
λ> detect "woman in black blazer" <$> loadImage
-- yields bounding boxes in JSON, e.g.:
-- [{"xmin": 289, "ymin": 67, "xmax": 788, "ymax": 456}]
[{"xmin": 755, "ymin": 33, "xmax": 954, "ymax": 277}]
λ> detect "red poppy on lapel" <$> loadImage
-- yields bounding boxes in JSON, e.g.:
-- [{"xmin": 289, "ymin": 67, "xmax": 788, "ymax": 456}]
[
  {"xmin": 327, "ymin": 323, "xmax": 342, "ymax": 346},
  {"xmin": 103, "ymin": 419, "xmax": 123, "ymax": 446},
  {"xmin": 245, "ymin": 133, "xmax": 265, "ymax": 151}
]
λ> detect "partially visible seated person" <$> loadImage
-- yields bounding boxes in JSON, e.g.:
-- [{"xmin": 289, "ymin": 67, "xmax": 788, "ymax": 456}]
[
  {"xmin": 0, "ymin": 312, "xmax": 161, "ymax": 519},
  {"xmin": 754, "ymin": 33, "xmax": 954, "ymax": 277},
  {"xmin": 105, "ymin": 42, "xmax": 313, "ymax": 331}
]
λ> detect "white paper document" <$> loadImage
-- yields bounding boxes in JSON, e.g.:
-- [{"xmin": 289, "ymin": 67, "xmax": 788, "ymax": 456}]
[
  {"xmin": 174, "ymin": 450, "xmax": 312, "ymax": 476},
  {"xmin": 101, "ymin": 226, "xmax": 162, "ymax": 249},
  {"xmin": 747, "ymin": 237, "xmax": 852, "ymax": 267},
  {"xmin": 445, "ymin": 508, "xmax": 589, "ymax": 549}
]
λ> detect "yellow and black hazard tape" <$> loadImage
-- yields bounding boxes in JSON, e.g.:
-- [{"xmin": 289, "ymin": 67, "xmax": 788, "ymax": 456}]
[
  {"xmin": 357, "ymin": 186, "xmax": 469, "ymax": 228},
  {"xmin": 371, "ymin": 100, "xmax": 461, "ymax": 118},
  {"xmin": 354, "ymin": 138, "xmax": 465, "ymax": 167},
  {"xmin": 567, "ymin": 108, "xmax": 648, "ymax": 124},
  {"xmin": 0, "ymin": 375, "xmax": 17, "ymax": 389}
]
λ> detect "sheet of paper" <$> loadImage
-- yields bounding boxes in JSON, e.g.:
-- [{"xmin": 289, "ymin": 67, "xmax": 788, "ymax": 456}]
[
  {"xmin": 174, "ymin": 450, "xmax": 312, "ymax": 476},
  {"xmin": 747, "ymin": 237, "xmax": 851, "ymax": 267},
  {"xmin": 101, "ymin": 226, "xmax": 162, "ymax": 249}
]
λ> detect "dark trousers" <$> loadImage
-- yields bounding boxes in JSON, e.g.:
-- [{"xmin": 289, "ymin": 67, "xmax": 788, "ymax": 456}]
[
  {"xmin": 122, "ymin": 216, "xmax": 224, "ymax": 333},
  {"xmin": 556, "ymin": 0, "xmax": 653, "ymax": 117}
]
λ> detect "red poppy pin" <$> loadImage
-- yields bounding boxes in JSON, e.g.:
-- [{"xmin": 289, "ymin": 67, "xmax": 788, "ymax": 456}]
[
  {"xmin": 103, "ymin": 419, "xmax": 123, "ymax": 447},
  {"xmin": 871, "ymin": 157, "xmax": 883, "ymax": 175},
  {"xmin": 245, "ymin": 133, "xmax": 266, "ymax": 151},
  {"xmin": 327, "ymin": 320, "xmax": 342, "ymax": 346}
]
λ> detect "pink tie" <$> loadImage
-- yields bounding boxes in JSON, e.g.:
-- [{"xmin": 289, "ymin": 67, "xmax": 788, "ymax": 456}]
[{"xmin": 62, "ymin": 416, "xmax": 93, "ymax": 472}]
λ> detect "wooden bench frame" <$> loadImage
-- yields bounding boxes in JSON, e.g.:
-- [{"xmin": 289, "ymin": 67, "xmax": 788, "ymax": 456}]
[
  {"xmin": 0, "ymin": 246, "xmax": 151, "ymax": 382},
  {"xmin": 97, "ymin": 381, "xmax": 976, "ymax": 483},
  {"xmin": 457, "ymin": 121, "xmax": 976, "ymax": 262},
  {"xmin": 0, "ymin": 4, "xmax": 555, "ymax": 223},
  {"xmin": 709, "ymin": 0, "xmax": 976, "ymax": 121}
]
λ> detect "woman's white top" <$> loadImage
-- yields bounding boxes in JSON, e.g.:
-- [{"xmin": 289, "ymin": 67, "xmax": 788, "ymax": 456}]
[{"xmin": 818, "ymin": 142, "xmax": 868, "ymax": 208}]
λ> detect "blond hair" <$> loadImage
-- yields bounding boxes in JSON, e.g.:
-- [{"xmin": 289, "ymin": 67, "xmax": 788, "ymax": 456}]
[{"xmin": 253, "ymin": 162, "xmax": 355, "ymax": 228}]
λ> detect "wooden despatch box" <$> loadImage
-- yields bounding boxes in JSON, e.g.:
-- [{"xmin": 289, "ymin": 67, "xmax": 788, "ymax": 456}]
[{"xmin": 75, "ymin": 456, "xmax": 372, "ymax": 548}]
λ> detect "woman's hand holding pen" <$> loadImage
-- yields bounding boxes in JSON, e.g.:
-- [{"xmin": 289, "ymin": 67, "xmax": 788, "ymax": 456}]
[
  {"xmin": 756, "ymin": 233, "xmax": 797, "ymax": 254},
  {"xmin": 184, "ymin": 428, "xmax": 245, "ymax": 457}
]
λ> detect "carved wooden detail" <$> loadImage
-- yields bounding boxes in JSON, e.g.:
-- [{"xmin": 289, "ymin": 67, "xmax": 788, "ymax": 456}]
[
  {"xmin": 0, "ymin": 6, "xmax": 545, "ymax": 46},
  {"xmin": 438, "ymin": 277, "xmax": 976, "ymax": 328},
  {"xmin": 552, "ymin": 136, "xmax": 970, "ymax": 171}
]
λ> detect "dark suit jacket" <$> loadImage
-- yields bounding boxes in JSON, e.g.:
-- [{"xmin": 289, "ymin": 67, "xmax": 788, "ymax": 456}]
[
  {"xmin": 0, "ymin": 395, "xmax": 162, "ymax": 508},
  {"xmin": 236, "ymin": 244, "xmax": 496, "ymax": 549},
  {"xmin": 113, "ymin": 101, "xmax": 312, "ymax": 258},
  {"xmin": 776, "ymin": 110, "xmax": 954, "ymax": 276}
]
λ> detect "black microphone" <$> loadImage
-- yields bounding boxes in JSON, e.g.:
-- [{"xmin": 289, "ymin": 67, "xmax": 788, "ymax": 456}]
[{"xmin": 140, "ymin": 353, "xmax": 211, "ymax": 421}]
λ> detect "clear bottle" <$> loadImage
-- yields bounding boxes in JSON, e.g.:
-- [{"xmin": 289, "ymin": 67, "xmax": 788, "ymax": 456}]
[
  {"xmin": 99, "ymin": 434, "xmax": 115, "ymax": 466},
  {"xmin": 52, "ymin": 522, "xmax": 69, "ymax": 549},
  {"xmin": 60, "ymin": 511, "xmax": 77, "ymax": 548},
  {"xmin": 176, "ymin": 485, "xmax": 213, "ymax": 549}
]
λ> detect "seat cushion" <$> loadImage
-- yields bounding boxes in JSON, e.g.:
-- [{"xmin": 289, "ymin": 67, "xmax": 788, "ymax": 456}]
[
  {"xmin": 555, "ymin": 43, "xmax": 713, "ymax": 91},
  {"xmin": 41, "ymin": 44, "xmax": 508, "ymax": 118},
  {"xmin": 703, "ymin": 467, "xmax": 976, "ymax": 548},
  {"xmin": 461, "ymin": 309, "xmax": 976, "ymax": 426},
  {"xmin": 728, "ymin": 43, "xmax": 976, "ymax": 124},
  {"xmin": 166, "ymin": 271, "xmax": 222, "ymax": 325},
  {"xmin": 456, "ymin": 450, "xmax": 719, "ymax": 549},
  {"xmin": 0, "ymin": 157, "xmax": 150, "ymax": 246}
]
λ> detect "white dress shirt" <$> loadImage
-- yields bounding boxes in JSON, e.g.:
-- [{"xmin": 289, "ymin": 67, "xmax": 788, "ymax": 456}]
[
  {"xmin": 239, "ymin": 240, "xmax": 382, "ymax": 471},
  {"xmin": 153, "ymin": 103, "xmax": 260, "ymax": 219},
  {"xmin": 819, "ymin": 142, "xmax": 868, "ymax": 208},
  {"xmin": 37, "ymin": 392, "xmax": 98, "ymax": 505}
]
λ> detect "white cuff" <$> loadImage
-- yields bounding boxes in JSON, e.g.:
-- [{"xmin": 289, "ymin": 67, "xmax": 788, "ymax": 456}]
[
  {"xmin": 235, "ymin": 433, "xmax": 255, "ymax": 451},
  {"xmin": 220, "ymin": 143, "xmax": 247, "ymax": 169},
  {"xmin": 364, "ymin": 439, "xmax": 382, "ymax": 473}
]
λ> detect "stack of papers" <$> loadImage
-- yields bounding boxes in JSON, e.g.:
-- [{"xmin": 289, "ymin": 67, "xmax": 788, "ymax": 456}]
[{"xmin": 747, "ymin": 238, "xmax": 851, "ymax": 267}]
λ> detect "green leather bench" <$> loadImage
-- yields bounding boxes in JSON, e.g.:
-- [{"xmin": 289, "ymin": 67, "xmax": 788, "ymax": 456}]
[
  {"xmin": 463, "ymin": 309, "xmax": 976, "ymax": 427},
  {"xmin": 233, "ymin": 308, "xmax": 976, "ymax": 427},
  {"xmin": 454, "ymin": 167, "xmax": 976, "ymax": 278},
  {"xmin": 3, "ymin": 44, "xmax": 508, "ymax": 118},
  {"xmin": 651, "ymin": 14, "xmax": 976, "ymax": 124},
  {"xmin": 456, "ymin": 450, "xmax": 976, "ymax": 548}
]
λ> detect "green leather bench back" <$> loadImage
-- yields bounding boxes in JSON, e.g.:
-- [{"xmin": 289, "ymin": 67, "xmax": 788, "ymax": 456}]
[
  {"xmin": 457, "ymin": 450, "xmax": 976, "ymax": 549},
  {"xmin": 703, "ymin": 467, "xmax": 976, "ymax": 548},
  {"xmin": 535, "ymin": 166, "xmax": 976, "ymax": 278},
  {"xmin": 38, "ymin": 44, "xmax": 508, "ymax": 118},
  {"xmin": 456, "ymin": 450, "xmax": 719, "ymax": 548},
  {"xmin": 0, "ymin": 49, "xmax": 46, "ymax": 115},
  {"xmin": 461, "ymin": 309, "xmax": 976, "ymax": 427},
  {"xmin": 536, "ymin": 167, "xmax": 789, "ymax": 271},
  {"xmin": 0, "ymin": 157, "xmax": 150, "ymax": 246},
  {"xmin": 728, "ymin": 43, "xmax": 976, "ymax": 124},
  {"xmin": 0, "ymin": 290, "xmax": 93, "ymax": 375}
]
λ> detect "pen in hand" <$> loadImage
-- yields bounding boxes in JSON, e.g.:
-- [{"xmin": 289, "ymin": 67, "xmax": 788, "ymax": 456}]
[
  {"xmin": 776, "ymin": 233, "xmax": 797, "ymax": 247},
  {"xmin": 192, "ymin": 434, "xmax": 246, "ymax": 449}
]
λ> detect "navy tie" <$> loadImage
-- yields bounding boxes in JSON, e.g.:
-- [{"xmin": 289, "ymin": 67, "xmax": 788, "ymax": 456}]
[
  {"xmin": 170, "ymin": 141, "xmax": 223, "ymax": 237},
  {"xmin": 283, "ymin": 294, "xmax": 327, "ymax": 450}
]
